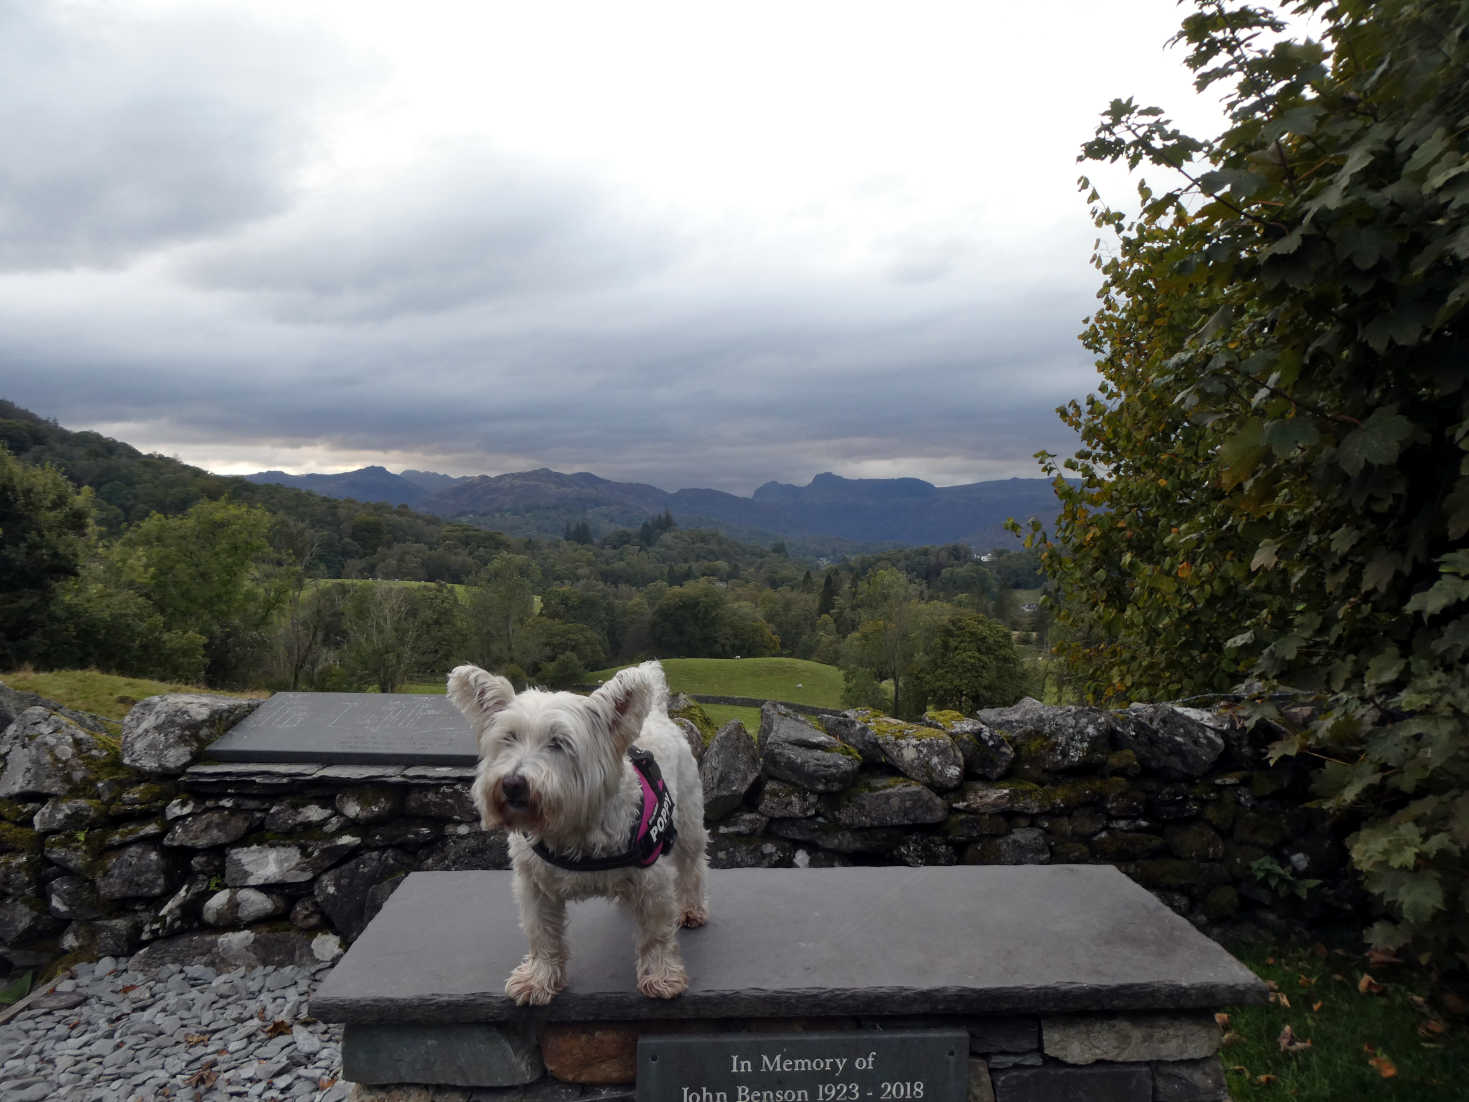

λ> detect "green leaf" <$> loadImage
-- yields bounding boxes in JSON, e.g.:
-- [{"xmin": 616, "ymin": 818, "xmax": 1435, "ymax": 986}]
[
  {"xmin": 1264, "ymin": 417, "xmax": 1320, "ymax": 456},
  {"xmin": 1225, "ymin": 629, "xmax": 1255, "ymax": 649},
  {"xmin": 1364, "ymin": 646, "xmax": 1404, "ymax": 686},
  {"xmin": 1251, "ymin": 539, "xmax": 1280, "ymax": 571},
  {"xmin": 1405, "ymin": 576, "xmax": 1469, "ymax": 618},
  {"xmin": 1337, "ymin": 408, "xmax": 1414, "ymax": 475},
  {"xmin": 1398, "ymin": 870, "xmax": 1445, "ymax": 925},
  {"xmin": 1361, "ymin": 551, "xmax": 1401, "ymax": 593},
  {"xmin": 1219, "ymin": 419, "xmax": 1265, "ymax": 488}
]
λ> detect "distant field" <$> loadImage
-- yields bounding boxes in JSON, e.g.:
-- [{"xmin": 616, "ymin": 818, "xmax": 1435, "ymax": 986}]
[
  {"xmin": 588, "ymin": 657, "xmax": 844, "ymax": 708},
  {"xmin": 0, "ymin": 668, "xmax": 268, "ymax": 723},
  {"xmin": 700, "ymin": 702, "xmax": 764, "ymax": 733}
]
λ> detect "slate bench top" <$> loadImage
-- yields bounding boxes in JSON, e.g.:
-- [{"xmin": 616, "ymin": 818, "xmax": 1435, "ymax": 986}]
[{"xmin": 310, "ymin": 865, "xmax": 1266, "ymax": 1024}]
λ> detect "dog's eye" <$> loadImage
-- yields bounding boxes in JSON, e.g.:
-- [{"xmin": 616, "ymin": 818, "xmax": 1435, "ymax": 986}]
[
  {"xmin": 547, "ymin": 737, "xmax": 566, "ymax": 754},
  {"xmin": 502, "ymin": 729, "xmax": 519, "ymax": 744}
]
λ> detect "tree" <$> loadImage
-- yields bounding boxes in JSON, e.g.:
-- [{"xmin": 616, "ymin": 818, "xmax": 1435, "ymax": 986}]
[
  {"xmin": 845, "ymin": 567, "xmax": 921, "ymax": 716},
  {"xmin": 466, "ymin": 554, "xmax": 538, "ymax": 668},
  {"xmin": 342, "ymin": 585, "xmax": 426, "ymax": 693},
  {"xmin": 1026, "ymin": 0, "xmax": 1469, "ymax": 964},
  {"xmin": 0, "ymin": 447, "xmax": 92, "ymax": 667},
  {"xmin": 913, "ymin": 613, "xmax": 1028, "ymax": 714}
]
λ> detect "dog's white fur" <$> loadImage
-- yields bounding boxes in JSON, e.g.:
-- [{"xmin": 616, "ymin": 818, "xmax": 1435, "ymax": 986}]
[{"xmin": 447, "ymin": 659, "xmax": 709, "ymax": 1003}]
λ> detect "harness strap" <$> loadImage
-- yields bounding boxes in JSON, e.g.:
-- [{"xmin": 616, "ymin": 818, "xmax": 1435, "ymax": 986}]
[{"xmin": 530, "ymin": 748, "xmax": 678, "ymax": 872}]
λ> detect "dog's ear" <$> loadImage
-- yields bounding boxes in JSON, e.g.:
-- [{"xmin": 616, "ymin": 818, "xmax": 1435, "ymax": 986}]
[
  {"xmin": 447, "ymin": 664, "xmax": 515, "ymax": 729},
  {"xmin": 591, "ymin": 661, "xmax": 666, "ymax": 752}
]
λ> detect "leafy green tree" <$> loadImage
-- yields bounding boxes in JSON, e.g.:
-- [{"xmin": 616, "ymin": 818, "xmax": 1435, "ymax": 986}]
[
  {"xmin": 341, "ymin": 584, "xmax": 426, "ymax": 693},
  {"xmin": 466, "ymin": 554, "xmax": 538, "ymax": 668},
  {"xmin": 913, "ymin": 613, "xmax": 1028, "ymax": 714},
  {"xmin": 1027, "ymin": 0, "xmax": 1469, "ymax": 964},
  {"xmin": 0, "ymin": 448, "xmax": 92, "ymax": 667}
]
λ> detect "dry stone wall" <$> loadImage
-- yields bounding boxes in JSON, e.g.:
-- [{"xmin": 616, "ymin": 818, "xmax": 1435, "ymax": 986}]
[{"xmin": 0, "ymin": 681, "xmax": 1360, "ymax": 972}]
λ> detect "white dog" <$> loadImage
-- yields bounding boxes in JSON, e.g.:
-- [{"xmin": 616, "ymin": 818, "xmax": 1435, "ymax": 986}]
[{"xmin": 447, "ymin": 660, "xmax": 709, "ymax": 1003}]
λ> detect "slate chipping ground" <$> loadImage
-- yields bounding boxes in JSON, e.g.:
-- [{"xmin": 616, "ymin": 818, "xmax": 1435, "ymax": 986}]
[{"xmin": 0, "ymin": 956, "xmax": 349, "ymax": 1101}]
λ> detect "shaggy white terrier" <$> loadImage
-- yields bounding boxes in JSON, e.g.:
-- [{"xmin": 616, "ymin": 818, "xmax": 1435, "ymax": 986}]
[{"xmin": 447, "ymin": 660, "xmax": 709, "ymax": 1003}]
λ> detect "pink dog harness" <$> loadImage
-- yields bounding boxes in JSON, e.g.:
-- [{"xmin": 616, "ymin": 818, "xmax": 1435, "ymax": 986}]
[{"xmin": 530, "ymin": 747, "xmax": 678, "ymax": 872}]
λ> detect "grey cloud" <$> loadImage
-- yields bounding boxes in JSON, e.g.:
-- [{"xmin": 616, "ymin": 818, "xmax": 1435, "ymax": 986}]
[
  {"xmin": 181, "ymin": 149, "xmax": 679, "ymax": 323},
  {"xmin": 0, "ymin": 5, "xmax": 363, "ymax": 271}
]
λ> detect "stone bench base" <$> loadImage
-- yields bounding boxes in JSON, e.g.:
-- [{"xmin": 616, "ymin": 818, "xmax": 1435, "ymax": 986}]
[{"xmin": 312, "ymin": 866, "xmax": 1264, "ymax": 1102}]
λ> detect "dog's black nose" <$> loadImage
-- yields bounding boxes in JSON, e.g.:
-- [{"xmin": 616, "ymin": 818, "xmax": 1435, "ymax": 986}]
[{"xmin": 501, "ymin": 774, "xmax": 530, "ymax": 809}]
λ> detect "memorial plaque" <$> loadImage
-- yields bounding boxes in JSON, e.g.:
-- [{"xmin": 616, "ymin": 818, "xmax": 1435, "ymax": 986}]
[
  {"xmin": 638, "ymin": 1031, "xmax": 967, "ymax": 1102},
  {"xmin": 203, "ymin": 692, "xmax": 475, "ymax": 766}
]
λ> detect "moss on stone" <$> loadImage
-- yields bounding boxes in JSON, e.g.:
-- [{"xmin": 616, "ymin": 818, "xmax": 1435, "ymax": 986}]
[
  {"xmin": 863, "ymin": 713, "xmax": 948, "ymax": 740},
  {"xmin": 669, "ymin": 700, "xmax": 716, "ymax": 743},
  {"xmin": 0, "ymin": 821, "xmax": 42, "ymax": 854},
  {"xmin": 0, "ymin": 799, "xmax": 39, "ymax": 824},
  {"xmin": 924, "ymin": 709, "xmax": 968, "ymax": 731},
  {"xmin": 1105, "ymin": 749, "xmax": 1141, "ymax": 778}
]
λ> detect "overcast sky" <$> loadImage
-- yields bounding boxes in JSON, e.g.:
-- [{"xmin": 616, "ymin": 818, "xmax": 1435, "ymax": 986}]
[{"xmin": 1, "ymin": 0, "xmax": 1229, "ymax": 494}]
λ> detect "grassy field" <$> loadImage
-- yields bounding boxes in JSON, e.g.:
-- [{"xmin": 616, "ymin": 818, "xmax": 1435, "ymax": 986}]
[
  {"xmin": 0, "ymin": 668, "xmax": 267, "ymax": 723},
  {"xmin": 1221, "ymin": 942, "xmax": 1468, "ymax": 1101},
  {"xmin": 588, "ymin": 657, "xmax": 844, "ymax": 707}
]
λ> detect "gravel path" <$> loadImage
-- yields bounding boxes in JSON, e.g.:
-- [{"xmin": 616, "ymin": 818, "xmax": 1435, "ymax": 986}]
[{"xmin": 0, "ymin": 956, "xmax": 348, "ymax": 1102}]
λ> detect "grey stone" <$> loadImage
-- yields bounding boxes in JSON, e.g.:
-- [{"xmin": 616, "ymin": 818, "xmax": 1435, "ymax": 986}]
[
  {"xmin": 0, "ymin": 708, "xmax": 113, "ymax": 797},
  {"xmin": 707, "ymin": 833, "xmax": 796, "ymax": 868},
  {"xmin": 142, "ymin": 874, "xmax": 214, "ymax": 941},
  {"xmin": 949, "ymin": 782, "xmax": 1049, "ymax": 815},
  {"xmin": 757, "ymin": 780, "xmax": 820, "ymax": 818},
  {"xmin": 0, "ymin": 851, "xmax": 40, "ymax": 897},
  {"xmin": 0, "ymin": 895, "xmax": 63, "ymax": 944},
  {"xmin": 761, "ymin": 705, "xmax": 860, "ymax": 793},
  {"xmin": 827, "ymin": 777, "xmax": 947, "ymax": 827},
  {"xmin": 1153, "ymin": 1057, "xmax": 1229, "ymax": 1102},
  {"xmin": 164, "ymin": 809, "xmax": 255, "ymax": 848},
  {"xmin": 821, "ymin": 711, "xmax": 886, "ymax": 764},
  {"xmin": 964, "ymin": 1018, "xmax": 1039, "ymax": 1054},
  {"xmin": 700, "ymin": 721, "xmax": 761, "ymax": 819},
  {"xmin": 265, "ymin": 798, "xmax": 338, "ymax": 832},
  {"xmin": 963, "ymin": 829, "xmax": 1049, "ymax": 865},
  {"xmin": 128, "ymin": 927, "xmax": 338, "ymax": 973},
  {"xmin": 404, "ymin": 786, "xmax": 476, "ymax": 821},
  {"xmin": 336, "ymin": 786, "xmax": 403, "ymax": 823},
  {"xmin": 97, "ymin": 842, "xmax": 172, "ymax": 899},
  {"xmin": 343, "ymin": 1023, "xmax": 541, "ymax": 1086},
  {"xmin": 203, "ymin": 692, "xmax": 474, "ymax": 766},
  {"xmin": 895, "ymin": 835, "xmax": 958, "ymax": 866},
  {"xmin": 311, "ymin": 866, "xmax": 1266, "ymax": 1024},
  {"xmin": 61, "ymin": 914, "xmax": 145, "ymax": 955},
  {"xmin": 990, "ymin": 1064, "xmax": 1152, "ymax": 1102},
  {"xmin": 1115, "ymin": 706, "xmax": 1226, "ymax": 778},
  {"xmin": 203, "ymin": 888, "xmax": 286, "ymax": 927},
  {"xmin": 1043, "ymin": 1012, "xmax": 1220, "ymax": 1064},
  {"xmin": 673, "ymin": 717, "xmax": 706, "ymax": 762},
  {"xmin": 315, "ymin": 850, "xmax": 415, "ymax": 940},
  {"xmin": 933, "ymin": 718, "xmax": 1014, "ymax": 781},
  {"xmin": 48, "ymin": 874, "xmax": 104, "ymax": 920},
  {"xmin": 33, "ymin": 796, "xmax": 106, "ymax": 832},
  {"xmin": 865, "ymin": 719, "xmax": 964, "ymax": 790},
  {"xmin": 419, "ymin": 829, "xmax": 511, "ymax": 871},
  {"xmin": 973, "ymin": 697, "xmax": 1051, "ymax": 731},
  {"xmin": 121, "ymin": 693, "xmax": 261, "ymax": 775},
  {"xmin": 768, "ymin": 817, "xmax": 907, "ymax": 854},
  {"xmin": 225, "ymin": 838, "xmax": 361, "ymax": 887},
  {"xmin": 714, "ymin": 811, "xmax": 769, "ymax": 834}
]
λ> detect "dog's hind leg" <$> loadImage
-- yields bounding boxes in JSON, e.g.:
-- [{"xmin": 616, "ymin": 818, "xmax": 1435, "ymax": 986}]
[
  {"xmin": 506, "ymin": 878, "xmax": 568, "ymax": 1005},
  {"xmin": 673, "ymin": 829, "xmax": 710, "ymax": 928},
  {"xmin": 632, "ymin": 885, "xmax": 688, "ymax": 999}
]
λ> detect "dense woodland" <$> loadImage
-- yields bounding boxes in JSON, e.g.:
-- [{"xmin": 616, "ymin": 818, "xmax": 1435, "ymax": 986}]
[{"xmin": 0, "ymin": 399, "xmax": 1039, "ymax": 717}]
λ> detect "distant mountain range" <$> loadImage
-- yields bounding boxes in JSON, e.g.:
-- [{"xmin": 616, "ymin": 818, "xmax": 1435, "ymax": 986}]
[{"xmin": 244, "ymin": 466, "xmax": 1065, "ymax": 551}]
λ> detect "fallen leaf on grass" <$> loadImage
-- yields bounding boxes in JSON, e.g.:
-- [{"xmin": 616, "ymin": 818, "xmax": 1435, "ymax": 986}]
[
  {"xmin": 1215, "ymin": 1012, "xmax": 1231, "ymax": 1030},
  {"xmin": 1255, "ymin": 1073, "xmax": 1279, "ymax": 1085},
  {"xmin": 1358, "ymin": 973, "xmax": 1384, "ymax": 995},
  {"xmin": 1269, "ymin": 991, "xmax": 1292, "ymax": 1009},
  {"xmin": 1221, "ymin": 1031, "xmax": 1245, "ymax": 1048},
  {"xmin": 1367, "ymin": 948, "xmax": 1401, "ymax": 967},
  {"xmin": 1277, "ymin": 1025, "xmax": 1312, "ymax": 1053},
  {"xmin": 1368, "ymin": 1053, "xmax": 1398, "ymax": 1078},
  {"xmin": 1297, "ymin": 973, "xmax": 1316, "ymax": 987},
  {"xmin": 1311, "ymin": 1000, "xmax": 1323, "ymax": 1012},
  {"xmin": 1417, "ymin": 1019, "xmax": 1448, "ymax": 1038}
]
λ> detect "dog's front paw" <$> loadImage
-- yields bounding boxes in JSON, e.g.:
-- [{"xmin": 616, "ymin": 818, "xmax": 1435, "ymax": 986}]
[
  {"xmin": 506, "ymin": 958, "xmax": 565, "ymax": 1005},
  {"xmin": 680, "ymin": 905, "xmax": 709, "ymax": 928},
  {"xmin": 637, "ymin": 964, "xmax": 688, "ymax": 999}
]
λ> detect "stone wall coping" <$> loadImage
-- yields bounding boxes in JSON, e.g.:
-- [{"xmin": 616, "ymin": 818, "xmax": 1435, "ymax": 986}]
[
  {"xmin": 181, "ymin": 762, "xmax": 477, "ymax": 785},
  {"xmin": 310, "ymin": 866, "xmax": 1266, "ymax": 1025}
]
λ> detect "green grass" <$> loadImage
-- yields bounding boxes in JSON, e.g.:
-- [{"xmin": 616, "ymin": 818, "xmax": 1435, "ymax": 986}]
[
  {"xmin": 700, "ymin": 702, "xmax": 764, "ymax": 733},
  {"xmin": 588, "ymin": 657, "xmax": 844, "ymax": 707},
  {"xmin": 1221, "ymin": 942, "xmax": 1469, "ymax": 1100},
  {"xmin": 0, "ymin": 668, "xmax": 268, "ymax": 722}
]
